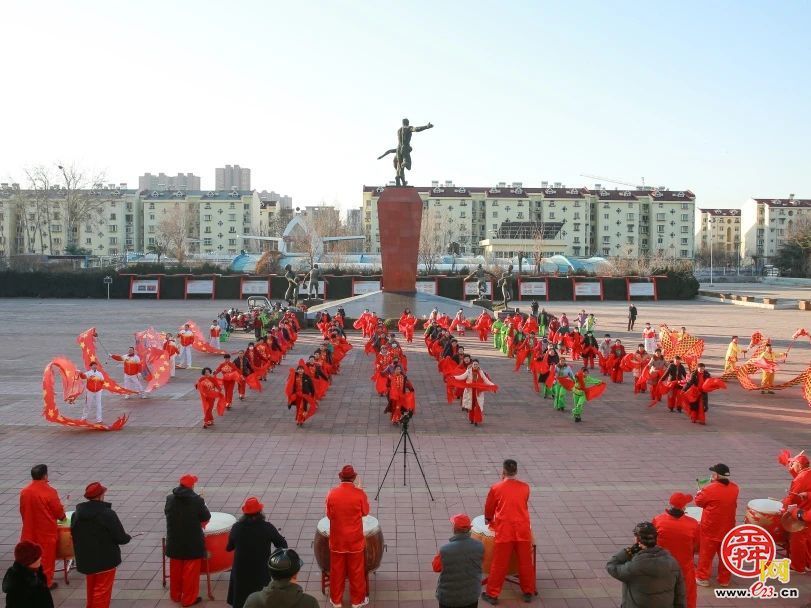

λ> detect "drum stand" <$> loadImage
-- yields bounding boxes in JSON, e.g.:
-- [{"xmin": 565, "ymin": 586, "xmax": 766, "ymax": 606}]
[
  {"xmin": 375, "ymin": 415, "xmax": 434, "ymax": 501},
  {"xmin": 161, "ymin": 537, "xmax": 215, "ymax": 601}
]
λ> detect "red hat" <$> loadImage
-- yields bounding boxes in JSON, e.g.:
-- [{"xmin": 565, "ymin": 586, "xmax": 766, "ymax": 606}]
[
  {"xmin": 84, "ymin": 481, "xmax": 107, "ymax": 499},
  {"xmin": 179, "ymin": 474, "xmax": 198, "ymax": 488},
  {"xmin": 241, "ymin": 496, "xmax": 264, "ymax": 515},
  {"xmin": 339, "ymin": 465, "xmax": 357, "ymax": 482},
  {"xmin": 791, "ymin": 454, "xmax": 810, "ymax": 467},
  {"xmin": 450, "ymin": 513, "xmax": 472, "ymax": 530},
  {"xmin": 14, "ymin": 540, "xmax": 42, "ymax": 567},
  {"xmin": 669, "ymin": 492, "xmax": 693, "ymax": 510}
]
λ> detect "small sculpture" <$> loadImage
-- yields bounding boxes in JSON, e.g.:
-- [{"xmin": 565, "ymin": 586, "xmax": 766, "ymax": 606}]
[
  {"xmin": 464, "ymin": 264, "xmax": 497, "ymax": 300},
  {"xmin": 378, "ymin": 118, "xmax": 434, "ymax": 187},
  {"xmin": 305, "ymin": 264, "xmax": 322, "ymax": 298},
  {"xmin": 496, "ymin": 264, "xmax": 514, "ymax": 308},
  {"xmin": 283, "ymin": 264, "xmax": 301, "ymax": 305}
]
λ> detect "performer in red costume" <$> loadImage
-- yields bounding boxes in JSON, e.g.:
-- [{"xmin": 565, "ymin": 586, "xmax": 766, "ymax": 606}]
[
  {"xmin": 177, "ymin": 324, "xmax": 194, "ymax": 369},
  {"xmin": 111, "ymin": 347, "xmax": 145, "ymax": 398},
  {"xmin": 285, "ymin": 363, "xmax": 316, "ymax": 427},
  {"xmin": 481, "ymin": 459, "xmax": 536, "ymax": 605},
  {"xmin": 163, "ymin": 333, "xmax": 180, "ymax": 378},
  {"xmin": 450, "ymin": 309, "xmax": 469, "ymax": 336},
  {"xmin": 453, "ymin": 360, "xmax": 497, "ymax": 426},
  {"xmin": 325, "ymin": 465, "xmax": 370, "ymax": 608},
  {"xmin": 79, "ymin": 360, "xmax": 106, "ymax": 423},
  {"xmin": 629, "ymin": 344, "xmax": 650, "ymax": 394},
  {"xmin": 652, "ymin": 492, "xmax": 699, "ymax": 608},
  {"xmin": 19, "ymin": 463, "xmax": 66, "ymax": 588},
  {"xmin": 474, "ymin": 311, "xmax": 493, "ymax": 342},
  {"xmin": 208, "ymin": 320, "xmax": 221, "ymax": 349},
  {"xmin": 232, "ymin": 349, "xmax": 254, "ymax": 401},
  {"xmin": 194, "ymin": 368, "xmax": 224, "ymax": 429},
  {"xmin": 682, "ymin": 362, "xmax": 711, "ymax": 424},
  {"xmin": 385, "ymin": 365, "xmax": 414, "ymax": 424},
  {"xmin": 778, "ymin": 450, "xmax": 811, "ymax": 572},
  {"xmin": 397, "ymin": 309, "xmax": 417, "ymax": 343},
  {"xmin": 662, "ymin": 356, "xmax": 687, "ymax": 412},
  {"xmin": 608, "ymin": 339, "xmax": 626, "ymax": 384},
  {"xmin": 214, "ymin": 354, "xmax": 241, "ymax": 410},
  {"xmin": 695, "ymin": 463, "xmax": 739, "ymax": 588},
  {"xmin": 581, "ymin": 331, "xmax": 599, "ymax": 370}
]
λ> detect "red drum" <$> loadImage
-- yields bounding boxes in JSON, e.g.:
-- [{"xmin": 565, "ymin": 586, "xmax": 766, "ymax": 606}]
[
  {"xmin": 470, "ymin": 515, "xmax": 534, "ymax": 576},
  {"xmin": 56, "ymin": 511, "xmax": 74, "ymax": 560},
  {"xmin": 744, "ymin": 499, "xmax": 787, "ymax": 546},
  {"xmin": 685, "ymin": 507, "xmax": 703, "ymax": 554},
  {"xmin": 202, "ymin": 512, "xmax": 236, "ymax": 573},
  {"xmin": 313, "ymin": 516, "xmax": 384, "ymax": 573}
]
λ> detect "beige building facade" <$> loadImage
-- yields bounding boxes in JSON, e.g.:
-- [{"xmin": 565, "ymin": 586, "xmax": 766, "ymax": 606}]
[
  {"xmin": 741, "ymin": 196, "xmax": 811, "ymax": 265},
  {"xmin": 696, "ymin": 208, "xmax": 741, "ymax": 260}
]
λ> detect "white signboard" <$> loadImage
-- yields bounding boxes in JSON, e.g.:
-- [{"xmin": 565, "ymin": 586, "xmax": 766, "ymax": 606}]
[
  {"xmin": 574, "ymin": 281, "xmax": 602, "ymax": 297},
  {"xmin": 629, "ymin": 282, "xmax": 655, "ymax": 296},
  {"xmin": 187, "ymin": 279, "xmax": 214, "ymax": 295},
  {"xmin": 241, "ymin": 280, "xmax": 269, "ymax": 295},
  {"xmin": 353, "ymin": 280, "xmax": 381, "ymax": 295},
  {"xmin": 519, "ymin": 281, "xmax": 547, "ymax": 297},
  {"xmin": 416, "ymin": 281, "xmax": 437, "ymax": 295},
  {"xmin": 465, "ymin": 281, "xmax": 492, "ymax": 296},
  {"xmin": 131, "ymin": 279, "xmax": 159, "ymax": 294},
  {"xmin": 298, "ymin": 280, "xmax": 326, "ymax": 297}
]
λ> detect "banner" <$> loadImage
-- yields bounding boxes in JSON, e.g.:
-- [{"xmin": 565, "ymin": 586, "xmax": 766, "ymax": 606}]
[
  {"xmin": 519, "ymin": 281, "xmax": 547, "ymax": 296},
  {"xmin": 187, "ymin": 279, "xmax": 214, "ymax": 295},
  {"xmin": 574, "ymin": 282, "xmax": 602, "ymax": 297},
  {"xmin": 629, "ymin": 282, "xmax": 655, "ymax": 296},
  {"xmin": 416, "ymin": 281, "xmax": 437, "ymax": 295},
  {"xmin": 241, "ymin": 280, "xmax": 269, "ymax": 296},
  {"xmin": 353, "ymin": 280, "xmax": 380, "ymax": 295},
  {"xmin": 131, "ymin": 279, "xmax": 158, "ymax": 295},
  {"xmin": 465, "ymin": 281, "xmax": 492, "ymax": 296}
]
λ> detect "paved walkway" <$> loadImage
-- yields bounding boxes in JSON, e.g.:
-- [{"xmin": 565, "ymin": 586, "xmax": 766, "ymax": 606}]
[{"xmin": 0, "ymin": 299, "xmax": 809, "ymax": 607}]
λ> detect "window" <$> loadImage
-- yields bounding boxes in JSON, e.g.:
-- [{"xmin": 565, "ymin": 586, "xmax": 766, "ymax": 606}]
[
  {"xmin": 229, "ymin": 227, "xmax": 237, "ymax": 233},
  {"xmin": 574, "ymin": 201, "xmax": 581, "ymax": 207},
  {"xmin": 548, "ymin": 212, "xmax": 555, "ymax": 219},
  {"xmin": 109, "ymin": 237, "xmax": 117, "ymax": 245},
  {"xmin": 602, "ymin": 236, "xmax": 610, "ymax": 243},
  {"xmin": 627, "ymin": 213, "xmax": 635, "ymax": 220},
  {"xmin": 228, "ymin": 238, "xmax": 237, "ymax": 245},
  {"xmin": 203, "ymin": 238, "xmax": 213, "ymax": 246},
  {"xmin": 603, "ymin": 214, "xmax": 609, "ymax": 220},
  {"xmin": 204, "ymin": 227, "xmax": 212, "ymax": 234},
  {"xmin": 51, "ymin": 224, "xmax": 62, "ymax": 232},
  {"xmin": 681, "ymin": 238, "xmax": 688, "ymax": 245},
  {"xmin": 680, "ymin": 249, "xmax": 688, "ymax": 257},
  {"xmin": 627, "ymin": 237, "xmax": 634, "ymax": 244},
  {"xmin": 228, "ymin": 213, "xmax": 236, "ymax": 221},
  {"xmin": 492, "ymin": 211, "xmax": 498, "ymax": 218},
  {"xmin": 574, "ymin": 212, "xmax": 580, "ymax": 220},
  {"xmin": 627, "ymin": 224, "xmax": 634, "ymax": 232},
  {"xmin": 657, "ymin": 225, "xmax": 665, "ymax": 233},
  {"xmin": 244, "ymin": 203, "xmax": 250, "ymax": 210},
  {"xmin": 656, "ymin": 213, "xmax": 665, "ymax": 221},
  {"xmin": 573, "ymin": 223, "xmax": 581, "ymax": 231},
  {"xmin": 681, "ymin": 214, "xmax": 689, "ymax": 222},
  {"xmin": 204, "ymin": 215, "xmax": 211, "ymax": 221},
  {"xmin": 642, "ymin": 239, "xmax": 648, "ymax": 245},
  {"xmin": 680, "ymin": 226, "xmax": 688, "ymax": 233},
  {"xmin": 682, "ymin": 203, "xmax": 689, "ymax": 210},
  {"xmin": 148, "ymin": 226, "xmax": 155, "ymax": 233},
  {"xmin": 110, "ymin": 213, "xmax": 117, "ymax": 221},
  {"xmin": 602, "ymin": 248, "xmax": 610, "ymax": 256},
  {"xmin": 148, "ymin": 202, "xmax": 155, "ymax": 210},
  {"xmin": 658, "ymin": 237, "xmax": 664, "ymax": 244},
  {"xmin": 573, "ymin": 236, "xmax": 580, "ymax": 243},
  {"xmin": 573, "ymin": 246, "xmax": 581, "ymax": 255},
  {"xmin": 548, "ymin": 201, "xmax": 555, "ymax": 207},
  {"xmin": 148, "ymin": 237, "xmax": 155, "ymax": 245},
  {"xmin": 149, "ymin": 213, "xmax": 155, "ymax": 220},
  {"xmin": 85, "ymin": 238, "xmax": 92, "ymax": 245}
]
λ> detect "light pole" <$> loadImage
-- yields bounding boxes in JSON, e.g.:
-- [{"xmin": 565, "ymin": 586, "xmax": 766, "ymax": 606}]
[{"xmin": 709, "ymin": 217, "xmax": 714, "ymax": 286}]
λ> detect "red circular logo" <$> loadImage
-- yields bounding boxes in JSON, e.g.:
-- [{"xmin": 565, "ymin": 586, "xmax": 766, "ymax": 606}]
[{"xmin": 721, "ymin": 524, "xmax": 776, "ymax": 578}]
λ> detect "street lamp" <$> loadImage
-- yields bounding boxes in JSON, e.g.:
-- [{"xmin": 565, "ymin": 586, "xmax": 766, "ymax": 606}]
[{"xmin": 709, "ymin": 217, "xmax": 715, "ymax": 286}]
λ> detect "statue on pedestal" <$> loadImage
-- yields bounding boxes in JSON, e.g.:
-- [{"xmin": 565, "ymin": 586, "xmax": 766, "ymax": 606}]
[
  {"xmin": 283, "ymin": 264, "xmax": 301, "ymax": 305},
  {"xmin": 304, "ymin": 264, "xmax": 322, "ymax": 298},
  {"xmin": 496, "ymin": 264, "xmax": 514, "ymax": 308},
  {"xmin": 464, "ymin": 264, "xmax": 497, "ymax": 300},
  {"xmin": 378, "ymin": 118, "xmax": 434, "ymax": 186}
]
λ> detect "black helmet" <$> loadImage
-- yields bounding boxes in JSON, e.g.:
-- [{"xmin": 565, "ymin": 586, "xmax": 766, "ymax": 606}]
[{"xmin": 268, "ymin": 548, "xmax": 303, "ymax": 579}]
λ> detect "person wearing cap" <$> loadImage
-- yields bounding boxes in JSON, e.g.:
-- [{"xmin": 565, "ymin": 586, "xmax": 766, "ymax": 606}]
[
  {"xmin": 226, "ymin": 497, "xmax": 288, "ymax": 608},
  {"xmin": 71, "ymin": 481, "xmax": 132, "ymax": 607},
  {"xmin": 431, "ymin": 513, "xmax": 484, "ymax": 608},
  {"xmin": 652, "ymin": 493, "xmax": 699, "ymax": 608},
  {"xmin": 165, "ymin": 474, "xmax": 211, "ymax": 607},
  {"xmin": 242, "ymin": 548, "xmax": 318, "ymax": 608},
  {"xmin": 19, "ymin": 464, "xmax": 65, "ymax": 589},
  {"xmin": 2, "ymin": 541, "xmax": 53, "ymax": 608},
  {"xmin": 694, "ymin": 463, "xmax": 739, "ymax": 587},
  {"xmin": 325, "ymin": 464, "xmax": 370, "ymax": 608},
  {"xmin": 778, "ymin": 450, "xmax": 811, "ymax": 572},
  {"xmin": 481, "ymin": 459, "xmax": 535, "ymax": 605},
  {"xmin": 606, "ymin": 521, "xmax": 686, "ymax": 608}
]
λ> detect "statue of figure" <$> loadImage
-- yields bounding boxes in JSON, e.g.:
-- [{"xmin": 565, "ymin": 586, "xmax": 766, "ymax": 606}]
[
  {"xmin": 377, "ymin": 118, "xmax": 434, "ymax": 186},
  {"xmin": 464, "ymin": 264, "xmax": 497, "ymax": 300},
  {"xmin": 305, "ymin": 263, "xmax": 322, "ymax": 298},
  {"xmin": 496, "ymin": 264, "xmax": 514, "ymax": 308},
  {"xmin": 283, "ymin": 264, "xmax": 300, "ymax": 305}
]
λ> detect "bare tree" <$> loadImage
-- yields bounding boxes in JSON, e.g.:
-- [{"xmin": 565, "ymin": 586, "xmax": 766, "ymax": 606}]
[
  {"xmin": 157, "ymin": 203, "xmax": 196, "ymax": 264},
  {"xmin": 418, "ymin": 208, "xmax": 444, "ymax": 273},
  {"xmin": 55, "ymin": 163, "xmax": 106, "ymax": 250}
]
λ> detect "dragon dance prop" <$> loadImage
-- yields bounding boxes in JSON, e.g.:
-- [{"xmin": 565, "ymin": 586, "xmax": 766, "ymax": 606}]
[
  {"xmin": 658, "ymin": 324, "xmax": 704, "ymax": 369},
  {"xmin": 183, "ymin": 320, "xmax": 229, "ymax": 355},
  {"xmin": 720, "ymin": 328, "xmax": 811, "ymax": 406}
]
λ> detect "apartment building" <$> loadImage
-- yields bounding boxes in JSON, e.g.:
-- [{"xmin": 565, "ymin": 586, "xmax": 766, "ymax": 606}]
[
  {"xmin": 139, "ymin": 172, "xmax": 200, "ymax": 191},
  {"xmin": 696, "ymin": 208, "xmax": 741, "ymax": 258},
  {"xmin": 215, "ymin": 165, "xmax": 251, "ymax": 191},
  {"xmin": 362, "ymin": 182, "xmax": 696, "ymax": 260},
  {"xmin": 741, "ymin": 196, "xmax": 811, "ymax": 265}
]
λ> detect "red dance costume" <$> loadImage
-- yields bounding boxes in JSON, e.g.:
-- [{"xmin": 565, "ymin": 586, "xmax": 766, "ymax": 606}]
[
  {"xmin": 194, "ymin": 376, "xmax": 224, "ymax": 427},
  {"xmin": 783, "ymin": 466, "xmax": 811, "ymax": 571},
  {"xmin": 694, "ymin": 480, "xmax": 739, "ymax": 585},
  {"xmin": 19, "ymin": 479, "xmax": 66, "ymax": 586},
  {"xmin": 325, "ymin": 482, "xmax": 370, "ymax": 607},
  {"xmin": 653, "ymin": 511, "xmax": 699, "ymax": 608},
  {"xmin": 214, "ymin": 360, "xmax": 241, "ymax": 408}
]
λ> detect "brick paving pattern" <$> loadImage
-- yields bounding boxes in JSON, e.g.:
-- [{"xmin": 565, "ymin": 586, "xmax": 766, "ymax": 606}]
[{"xmin": 0, "ymin": 298, "xmax": 809, "ymax": 607}]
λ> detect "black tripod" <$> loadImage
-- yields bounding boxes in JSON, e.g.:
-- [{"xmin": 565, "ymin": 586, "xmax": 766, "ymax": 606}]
[{"xmin": 375, "ymin": 412, "xmax": 434, "ymax": 501}]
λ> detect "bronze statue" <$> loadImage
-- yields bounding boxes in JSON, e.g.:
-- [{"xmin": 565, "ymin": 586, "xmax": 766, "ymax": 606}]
[
  {"xmin": 378, "ymin": 118, "xmax": 434, "ymax": 186},
  {"xmin": 496, "ymin": 264, "xmax": 514, "ymax": 308},
  {"xmin": 283, "ymin": 264, "xmax": 301, "ymax": 305},
  {"xmin": 465, "ymin": 264, "xmax": 497, "ymax": 300}
]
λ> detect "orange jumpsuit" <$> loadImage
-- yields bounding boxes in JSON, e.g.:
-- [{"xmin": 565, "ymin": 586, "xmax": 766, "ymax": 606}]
[
  {"xmin": 484, "ymin": 478, "xmax": 536, "ymax": 598},
  {"xmin": 325, "ymin": 482, "xmax": 370, "ymax": 606},
  {"xmin": 653, "ymin": 510, "xmax": 699, "ymax": 608},
  {"xmin": 20, "ymin": 479, "xmax": 66, "ymax": 586},
  {"xmin": 783, "ymin": 467, "xmax": 811, "ymax": 571},
  {"xmin": 695, "ymin": 480, "xmax": 739, "ymax": 585}
]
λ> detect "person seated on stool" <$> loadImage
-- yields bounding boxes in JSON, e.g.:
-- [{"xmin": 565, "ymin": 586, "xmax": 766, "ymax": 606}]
[
  {"xmin": 243, "ymin": 548, "xmax": 318, "ymax": 608},
  {"xmin": 325, "ymin": 465, "xmax": 370, "ymax": 608},
  {"xmin": 481, "ymin": 459, "xmax": 537, "ymax": 605},
  {"xmin": 432, "ymin": 513, "xmax": 484, "ymax": 608}
]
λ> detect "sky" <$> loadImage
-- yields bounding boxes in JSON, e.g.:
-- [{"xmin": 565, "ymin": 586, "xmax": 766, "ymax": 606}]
[{"xmin": 2, "ymin": 0, "xmax": 809, "ymax": 211}]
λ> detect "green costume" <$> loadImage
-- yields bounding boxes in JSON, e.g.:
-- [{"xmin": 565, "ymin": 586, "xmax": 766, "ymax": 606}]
[
  {"xmin": 499, "ymin": 326, "xmax": 510, "ymax": 355},
  {"xmin": 492, "ymin": 320, "xmax": 504, "ymax": 350},
  {"xmin": 552, "ymin": 380, "xmax": 570, "ymax": 410},
  {"xmin": 572, "ymin": 374, "xmax": 602, "ymax": 420},
  {"xmin": 259, "ymin": 312, "xmax": 269, "ymax": 338}
]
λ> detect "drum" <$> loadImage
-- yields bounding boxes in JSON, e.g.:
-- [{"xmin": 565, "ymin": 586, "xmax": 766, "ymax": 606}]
[
  {"xmin": 685, "ymin": 507, "xmax": 703, "ymax": 554},
  {"xmin": 202, "ymin": 512, "xmax": 237, "ymax": 573},
  {"xmin": 56, "ymin": 511, "xmax": 74, "ymax": 560},
  {"xmin": 470, "ymin": 515, "xmax": 534, "ymax": 576},
  {"xmin": 313, "ymin": 515, "xmax": 384, "ymax": 573},
  {"xmin": 744, "ymin": 499, "xmax": 787, "ymax": 546}
]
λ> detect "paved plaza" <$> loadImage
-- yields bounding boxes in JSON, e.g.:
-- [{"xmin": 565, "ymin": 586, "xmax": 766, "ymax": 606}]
[{"xmin": 0, "ymin": 298, "xmax": 810, "ymax": 607}]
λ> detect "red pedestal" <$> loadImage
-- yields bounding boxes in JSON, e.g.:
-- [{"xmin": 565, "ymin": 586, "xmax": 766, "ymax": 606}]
[{"xmin": 378, "ymin": 187, "xmax": 423, "ymax": 294}]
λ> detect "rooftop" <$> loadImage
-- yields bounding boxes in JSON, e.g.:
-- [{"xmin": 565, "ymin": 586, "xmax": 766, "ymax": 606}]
[
  {"xmin": 753, "ymin": 198, "xmax": 811, "ymax": 208},
  {"xmin": 363, "ymin": 185, "xmax": 695, "ymax": 200},
  {"xmin": 698, "ymin": 208, "xmax": 742, "ymax": 217}
]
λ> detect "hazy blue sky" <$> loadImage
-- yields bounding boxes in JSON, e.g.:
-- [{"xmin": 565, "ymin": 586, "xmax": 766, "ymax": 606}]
[{"xmin": 2, "ymin": 0, "xmax": 808, "ymax": 210}]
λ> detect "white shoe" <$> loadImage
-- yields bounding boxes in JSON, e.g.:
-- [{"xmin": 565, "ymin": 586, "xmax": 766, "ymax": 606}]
[
  {"xmin": 124, "ymin": 396, "xmax": 130, "ymax": 400},
  {"xmin": 352, "ymin": 598, "xmax": 370, "ymax": 608},
  {"xmin": 95, "ymin": 420, "xmax": 103, "ymax": 424},
  {"xmin": 695, "ymin": 578, "xmax": 710, "ymax": 587}
]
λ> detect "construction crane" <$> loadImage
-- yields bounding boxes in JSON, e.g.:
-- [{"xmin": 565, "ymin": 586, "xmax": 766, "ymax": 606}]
[{"xmin": 580, "ymin": 174, "xmax": 652, "ymax": 190}]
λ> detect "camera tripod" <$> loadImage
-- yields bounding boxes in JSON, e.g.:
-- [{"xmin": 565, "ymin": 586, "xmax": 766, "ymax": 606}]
[{"xmin": 375, "ymin": 413, "xmax": 434, "ymax": 501}]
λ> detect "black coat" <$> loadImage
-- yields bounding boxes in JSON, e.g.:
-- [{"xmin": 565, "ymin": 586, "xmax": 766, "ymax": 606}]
[
  {"xmin": 71, "ymin": 500, "xmax": 131, "ymax": 574},
  {"xmin": 164, "ymin": 486, "xmax": 211, "ymax": 559},
  {"xmin": 226, "ymin": 517, "xmax": 288, "ymax": 608},
  {"xmin": 2, "ymin": 563, "xmax": 53, "ymax": 608}
]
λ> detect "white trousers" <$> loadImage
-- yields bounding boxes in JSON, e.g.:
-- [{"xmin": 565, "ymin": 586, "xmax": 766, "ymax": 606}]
[
  {"xmin": 82, "ymin": 391, "xmax": 103, "ymax": 422},
  {"xmin": 169, "ymin": 355, "xmax": 176, "ymax": 377},
  {"xmin": 210, "ymin": 336, "xmax": 220, "ymax": 349},
  {"xmin": 644, "ymin": 338, "xmax": 657, "ymax": 353},
  {"xmin": 123, "ymin": 373, "xmax": 144, "ymax": 394},
  {"xmin": 179, "ymin": 346, "xmax": 192, "ymax": 368}
]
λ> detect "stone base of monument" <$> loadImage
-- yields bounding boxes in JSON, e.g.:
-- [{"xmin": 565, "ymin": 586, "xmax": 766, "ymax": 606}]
[
  {"xmin": 301, "ymin": 298, "xmax": 325, "ymax": 308},
  {"xmin": 305, "ymin": 291, "xmax": 492, "ymax": 321},
  {"xmin": 472, "ymin": 299, "xmax": 493, "ymax": 310}
]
